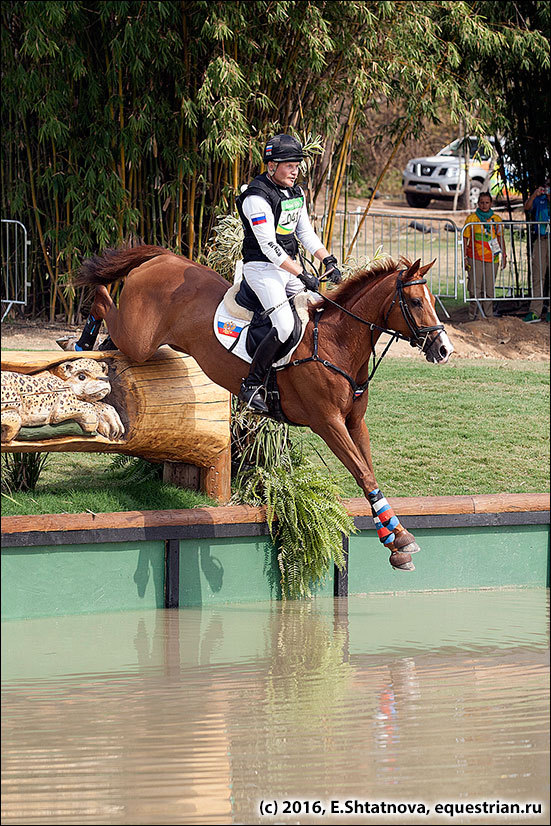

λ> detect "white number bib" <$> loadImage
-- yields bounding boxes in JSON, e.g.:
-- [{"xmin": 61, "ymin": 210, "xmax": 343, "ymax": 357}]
[{"xmin": 276, "ymin": 196, "xmax": 304, "ymax": 236}]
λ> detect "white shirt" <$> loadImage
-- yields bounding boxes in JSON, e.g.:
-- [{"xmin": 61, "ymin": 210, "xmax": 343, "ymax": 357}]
[{"xmin": 240, "ymin": 189, "xmax": 324, "ymax": 266}]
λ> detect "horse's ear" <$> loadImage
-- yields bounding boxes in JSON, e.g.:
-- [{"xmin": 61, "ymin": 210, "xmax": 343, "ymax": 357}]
[
  {"xmin": 418, "ymin": 258, "xmax": 437, "ymax": 277},
  {"xmin": 405, "ymin": 259, "xmax": 421, "ymax": 279}
]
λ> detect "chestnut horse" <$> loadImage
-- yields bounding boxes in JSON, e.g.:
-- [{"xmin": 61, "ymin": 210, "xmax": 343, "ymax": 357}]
[{"xmin": 76, "ymin": 245, "xmax": 453, "ymax": 571}]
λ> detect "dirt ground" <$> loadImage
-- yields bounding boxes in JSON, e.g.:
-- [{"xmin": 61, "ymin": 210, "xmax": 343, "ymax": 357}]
[{"xmin": 1, "ymin": 313, "xmax": 549, "ymax": 361}]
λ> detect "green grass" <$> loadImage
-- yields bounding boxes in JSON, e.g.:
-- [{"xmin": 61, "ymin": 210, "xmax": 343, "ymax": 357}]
[
  {"xmin": 297, "ymin": 358, "xmax": 550, "ymax": 498},
  {"xmin": 2, "ymin": 358, "xmax": 549, "ymax": 516},
  {"xmin": 1, "ymin": 453, "xmax": 217, "ymax": 516}
]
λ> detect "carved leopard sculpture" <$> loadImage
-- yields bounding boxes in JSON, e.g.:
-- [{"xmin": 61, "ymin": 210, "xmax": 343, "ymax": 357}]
[{"xmin": 1, "ymin": 358, "xmax": 124, "ymax": 443}]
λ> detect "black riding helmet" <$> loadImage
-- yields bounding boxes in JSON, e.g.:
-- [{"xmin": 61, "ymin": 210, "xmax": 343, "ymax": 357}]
[{"xmin": 263, "ymin": 134, "xmax": 304, "ymax": 163}]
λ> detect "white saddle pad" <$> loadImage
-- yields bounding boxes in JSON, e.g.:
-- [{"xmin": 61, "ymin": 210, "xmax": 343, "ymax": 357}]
[{"xmin": 213, "ymin": 283, "xmax": 319, "ymax": 367}]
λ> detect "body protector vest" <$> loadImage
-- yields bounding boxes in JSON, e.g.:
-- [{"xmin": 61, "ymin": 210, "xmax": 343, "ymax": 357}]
[{"xmin": 236, "ymin": 172, "xmax": 304, "ymax": 264}]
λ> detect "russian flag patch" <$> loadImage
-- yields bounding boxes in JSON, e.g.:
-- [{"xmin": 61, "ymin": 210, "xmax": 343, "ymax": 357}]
[
  {"xmin": 251, "ymin": 213, "xmax": 267, "ymax": 226},
  {"xmin": 218, "ymin": 320, "xmax": 243, "ymax": 338}
]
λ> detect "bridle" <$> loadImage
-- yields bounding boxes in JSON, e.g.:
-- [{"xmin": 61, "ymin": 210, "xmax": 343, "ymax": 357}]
[
  {"xmin": 283, "ymin": 270, "xmax": 445, "ymax": 399},
  {"xmin": 383, "ymin": 275, "xmax": 445, "ymax": 348}
]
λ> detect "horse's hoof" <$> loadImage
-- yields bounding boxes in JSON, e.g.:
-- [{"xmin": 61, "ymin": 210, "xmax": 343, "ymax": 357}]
[
  {"xmin": 56, "ymin": 336, "xmax": 79, "ymax": 351},
  {"xmin": 389, "ymin": 551, "xmax": 415, "ymax": 571},
  {"xmin": 391, "ymin": 559, "xmax": 416, "ymax": 571},
  {"xmin": 393, "ymin": 528, "xmax": 417, "ymax": 550},
  {"xmin": 401, "ymin": 541, "xmax": 421, "ymax": 555}
]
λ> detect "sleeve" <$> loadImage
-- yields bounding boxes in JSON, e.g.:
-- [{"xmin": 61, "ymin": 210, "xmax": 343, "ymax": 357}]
[
  {"xmin": 295, "ymin": 197, "xmax": 324, "ymax": 256},
  {"xmin": 463, "ymin": 214, "xmax": 474, "ymax": 239},
  {"xmin": 240, "ymin": 194, "xmax": 290, "ymax": 266}
]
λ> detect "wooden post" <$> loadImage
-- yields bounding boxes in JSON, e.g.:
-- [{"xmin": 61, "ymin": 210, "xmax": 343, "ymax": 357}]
[
  {"xmin": 162, "ymin": 447, "xmax": 231, "ymax": 504},
  {"xmin": 162, "ymin": 462, "xmax": 201, "ymax": 490},
  {"xmin": 200, "ymin": 447, "xmax": 231, "ymax": 504}
]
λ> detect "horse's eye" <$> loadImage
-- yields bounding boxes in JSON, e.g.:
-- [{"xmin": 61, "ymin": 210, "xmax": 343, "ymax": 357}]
[
  {"xmin": 411, "ymin": 298, "xmax": 422, "ymax": 308},
  {"xmin": 78, "ymin": 373, "xmax": 86, "ymax": 381}
]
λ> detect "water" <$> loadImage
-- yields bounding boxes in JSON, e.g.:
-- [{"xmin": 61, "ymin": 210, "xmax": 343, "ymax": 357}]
[{"xmin": 2, "ymin": 589, "xmax": 549, "ymax": 825}]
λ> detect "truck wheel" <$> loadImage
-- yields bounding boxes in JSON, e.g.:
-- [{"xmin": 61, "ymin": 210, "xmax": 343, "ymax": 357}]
[
  {"xmin": 459, "ymin": 181, "xmax": 483, "ymax": 210},
  {"xmin": 405, "ymin": 192, "xmax": 432, "ymax": 208}
]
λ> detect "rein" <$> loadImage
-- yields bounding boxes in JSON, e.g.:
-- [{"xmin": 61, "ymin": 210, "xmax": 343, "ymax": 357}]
[{"xmin": 281, "ymin": 272, "xmax": 444, "ymax": 399}]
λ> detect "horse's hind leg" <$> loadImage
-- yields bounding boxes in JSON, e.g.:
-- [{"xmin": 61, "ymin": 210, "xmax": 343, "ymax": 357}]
[
  {"xmin": 312, "ymin": 416, "xmax": 415, "ymax": 571},
  {"xmin": 90, "ymin": 285, "xmax": 158, "ymax": 363}
]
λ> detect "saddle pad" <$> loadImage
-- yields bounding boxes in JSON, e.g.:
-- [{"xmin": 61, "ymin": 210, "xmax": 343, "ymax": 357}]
[{"xmin": 214, "ymin": 283, "xmax": 318, "ymax": 367}]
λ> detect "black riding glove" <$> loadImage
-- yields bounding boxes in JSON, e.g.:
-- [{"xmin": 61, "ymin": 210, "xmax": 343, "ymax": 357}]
[
  {"xmin": 298, "ymin": 271, "xmax": 320, "ymax": 292},
  {"xmin": 323, "ymin": 254, "xmax": 343, "ymax": 284}
]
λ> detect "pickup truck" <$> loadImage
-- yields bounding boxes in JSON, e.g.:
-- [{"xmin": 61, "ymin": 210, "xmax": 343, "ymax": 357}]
[{"xmin": 402, "ymin": 136, "xmax": 496, "ymax": 210}]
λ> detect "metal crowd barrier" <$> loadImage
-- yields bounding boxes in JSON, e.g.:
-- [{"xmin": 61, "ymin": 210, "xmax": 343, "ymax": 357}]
[
  {"xmin": 460, "ymin": 221, "xmax": 550, "ymax": 318},
  {"xmin": 1, "ymin": 219, "xmax": 30, "ymax": 322},
  {"xmin": 317, "ymin": 209, "xmax": 550, "ymax": 321},
  {"xmin": 316, "ymin": 209, "xmax": 460, "ymax": 317}
]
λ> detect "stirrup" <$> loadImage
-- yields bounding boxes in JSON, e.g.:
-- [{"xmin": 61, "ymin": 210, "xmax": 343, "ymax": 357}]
[{"xmin": 238, "ymin": 383, "xmax": 269, "ymax": 413}]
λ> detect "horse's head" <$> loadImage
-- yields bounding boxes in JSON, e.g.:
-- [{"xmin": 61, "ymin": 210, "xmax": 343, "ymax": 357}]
[{"xmin": 384, "ymin": 259, "xmax": 454, "ymax": 364}]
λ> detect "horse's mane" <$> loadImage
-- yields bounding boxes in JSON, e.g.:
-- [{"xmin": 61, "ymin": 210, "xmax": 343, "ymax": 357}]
[{"xmin": 330, "ymin": 256, "xmax": 414, "ymax": 305}]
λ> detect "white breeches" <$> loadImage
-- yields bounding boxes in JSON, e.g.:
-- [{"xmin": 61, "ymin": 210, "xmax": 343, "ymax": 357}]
[{"xmin": 243, "ymin": 261, "xmax": 306, "ymax": 343}]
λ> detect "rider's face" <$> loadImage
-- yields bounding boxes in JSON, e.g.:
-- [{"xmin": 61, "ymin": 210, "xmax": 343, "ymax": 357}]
[{"xmin": 269, "ymin": 161, "xmax": 300, "ymax": 187}]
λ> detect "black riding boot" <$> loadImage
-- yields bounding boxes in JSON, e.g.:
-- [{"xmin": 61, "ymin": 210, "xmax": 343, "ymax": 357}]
[{"xmin": 238, "ymin": 328, "xmax": 283, "ymax": 413}]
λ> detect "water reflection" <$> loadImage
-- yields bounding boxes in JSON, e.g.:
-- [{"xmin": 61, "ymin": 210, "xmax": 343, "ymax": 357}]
[{"xmin": 2, "ymin": 590, "xmax": 549, "ymax": 824}]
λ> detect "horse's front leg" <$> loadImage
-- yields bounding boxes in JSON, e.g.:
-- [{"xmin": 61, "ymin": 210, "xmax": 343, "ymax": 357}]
[
  {"xmin": 312, "ymin": 416, "xmax": 415, "ymax": 571},
  {"xmin": 347, "ymin": 415, "xmax": 421, "ymax": 565}
]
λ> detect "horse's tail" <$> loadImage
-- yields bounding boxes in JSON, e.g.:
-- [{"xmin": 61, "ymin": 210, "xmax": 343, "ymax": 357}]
[{"xmin": 74, "ymin": 244, "xmax": 168, "ymax": 288}]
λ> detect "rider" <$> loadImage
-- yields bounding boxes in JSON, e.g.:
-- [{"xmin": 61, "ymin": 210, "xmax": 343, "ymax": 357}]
[{"xmin": 236, "ymin": 133, "xmax": 342, "ymax": 413}]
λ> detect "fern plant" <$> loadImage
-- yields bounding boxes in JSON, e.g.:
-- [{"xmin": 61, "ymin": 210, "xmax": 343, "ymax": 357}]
[
  {"xmin": 247, "ymin": 463, "xmax": 353, "ymax": 600},
  {"xmin": 231, "ymin": 401, "xmax": 354, "ymax": 600},
  {"xmin": 206, "ymin": 213, "xmax": 244, "ymax": 282}
]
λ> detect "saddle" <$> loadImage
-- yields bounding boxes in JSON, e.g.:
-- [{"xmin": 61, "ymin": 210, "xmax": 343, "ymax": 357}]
[
  {"xmin": 213, "ymin": 277, "xmax": 320, "ymax": 423},
  {"xmin": 213, "ymin": 278, "xmax": 317, "ymax": 367}
]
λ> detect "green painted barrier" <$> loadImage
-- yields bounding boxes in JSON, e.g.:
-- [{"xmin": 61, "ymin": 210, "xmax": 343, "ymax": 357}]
[
  {"xmin": 349, "ymin": 524, "xmax": 549, "ymax": 593},
  {"xmin": 1, "ymin": 497, "xmax": 548, "ymax": 620},
  {"xmin": 1, "ymin": 541, "xmax": 165, "ymax": 619}
]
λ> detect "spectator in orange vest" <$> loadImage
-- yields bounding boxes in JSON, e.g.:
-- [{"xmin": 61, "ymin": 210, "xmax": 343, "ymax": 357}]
[{"xmin": 463, "ymin": 193, "xmax": 507, "ymax": 320}]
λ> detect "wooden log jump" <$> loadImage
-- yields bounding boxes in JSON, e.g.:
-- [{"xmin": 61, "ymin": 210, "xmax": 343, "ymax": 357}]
[{"xmin": 1, "ymin": 348, "xmax": 231, "ymax": 503}]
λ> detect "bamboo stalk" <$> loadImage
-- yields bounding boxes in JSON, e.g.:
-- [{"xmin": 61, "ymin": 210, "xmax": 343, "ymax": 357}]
[
  {"xmin": 118, "ymin": 65, "xmax": 125, "ymax": 243},
  {"xmin": 196, "ymin": 178, "xmax": 207, "ymax": 261},
  {"xmin": 22, "ymin": 117, "xmax": 55, "ymax": 293},
  {"xmin": 176, "ymin": 113, "xmax": 185, "ymax": 252},
  {"xmin": 187, "ymin": 169, "xmax": 197, "ymax": 256},
  {"xmin": 323, "ymin": 106, "xmax": 356, "ymax": 251}
]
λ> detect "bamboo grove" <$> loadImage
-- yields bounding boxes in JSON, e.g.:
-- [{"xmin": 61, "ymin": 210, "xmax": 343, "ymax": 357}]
[{"xmin": 2, "ymin": 1, "xmax": 548, "ymax": 321}]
